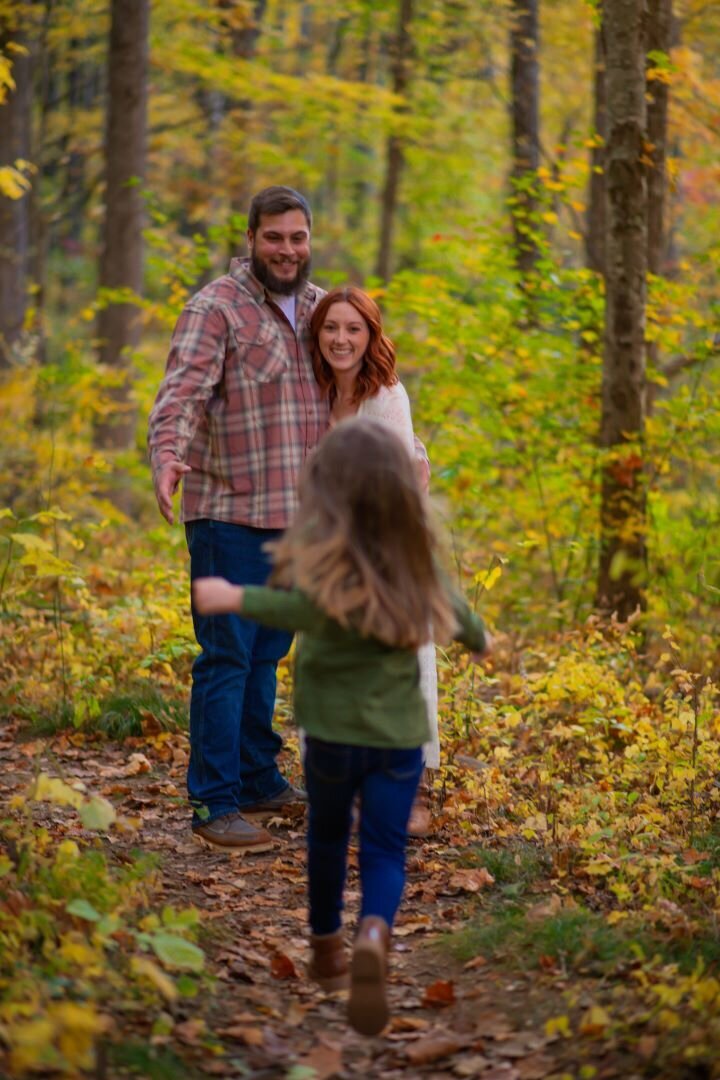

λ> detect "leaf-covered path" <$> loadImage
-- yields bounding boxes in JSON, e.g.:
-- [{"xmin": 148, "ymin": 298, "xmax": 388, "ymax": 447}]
[{"xmin": 0, "ymin": 725, "xmax": 660, "ymax": 1079}]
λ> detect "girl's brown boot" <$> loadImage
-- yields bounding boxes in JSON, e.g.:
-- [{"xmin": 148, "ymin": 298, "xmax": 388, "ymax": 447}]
[
  {"xmin": 308, "ymin": 928, "xmax": 349, "ymax": 991},
  {"xmin": 347, "ymin": 916, "xmax": 391, "ymax": 1036},
  {"xmin": 407, "ymin": 770, "xmax": 432, "ymax": 838}
]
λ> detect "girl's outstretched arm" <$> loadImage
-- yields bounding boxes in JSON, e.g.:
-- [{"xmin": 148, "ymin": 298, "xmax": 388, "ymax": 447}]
[
  {"xmin": 470, "ymin": 629, "xmax": 494, "ymax": 663},
  {"xmin": 193, "ymin": 577, "xmax": 244, "ymax": 615}
]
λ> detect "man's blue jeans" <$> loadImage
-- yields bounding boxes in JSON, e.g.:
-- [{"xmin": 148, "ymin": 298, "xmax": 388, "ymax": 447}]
[
  {"xmin": 303, "ymin": 737, "xmax": 424, "ymax": 935},
  {"xmin": 186, "ymin": 519, "xmax": 293, "ymax": 824}
]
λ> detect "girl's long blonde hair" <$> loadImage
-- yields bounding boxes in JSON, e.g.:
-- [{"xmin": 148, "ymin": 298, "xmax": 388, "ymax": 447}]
[{"xmin": 269, "ymin": 418, "xmax": 456, "ymax": 649}]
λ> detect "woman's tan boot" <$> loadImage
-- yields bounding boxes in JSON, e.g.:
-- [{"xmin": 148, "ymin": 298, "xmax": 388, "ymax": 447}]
[
  {"xmin": 308, "ymin": 928, "xmax": 349, "ymax": 991},
  {"xmin": 407, "ymin": 770, "xmax": 432, "ymax": 838},
  {"xmin": 347, "ymin": 916, "xmax": 391, "ymax": 1036}
]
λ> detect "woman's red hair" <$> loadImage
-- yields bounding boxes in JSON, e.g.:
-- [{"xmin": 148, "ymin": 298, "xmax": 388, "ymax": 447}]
[{"xmin": 310, "ymin": 286, "xmax": 398, "ymax": 405}]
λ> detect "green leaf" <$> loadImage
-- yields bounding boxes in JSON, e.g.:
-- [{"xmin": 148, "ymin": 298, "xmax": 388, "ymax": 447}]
[
  {"xmin": 66, "ymin": 898, "xmax": 102, "ymax": 922},
  {"xmin": 176, "ymin": 975, "xmax": 199, "ymax": 997},
  {"xmin": 79, "ymin": 795, "xmax": 117, "ymax": 831},
  {"xmin": 150, "ymin": 933, "xmax": 205, "ymax": 972}
]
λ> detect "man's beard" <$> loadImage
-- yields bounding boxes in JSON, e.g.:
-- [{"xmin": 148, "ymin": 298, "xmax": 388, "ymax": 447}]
[{"xmin": 251, "ymin": 251, "xmax": 311, "ymax": 296}]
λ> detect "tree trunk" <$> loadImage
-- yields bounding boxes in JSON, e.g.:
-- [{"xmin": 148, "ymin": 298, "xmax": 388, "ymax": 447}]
[
  {"xmin": 375, "ymin": 0, "xmax": 412, "ymax": 282},
  {"xmin": 646, "ymin": 0, "xmax": 672, "ymax": 277},
  {"xmin": 95, "ymin": 0, "xmax": 149, "ymax": 449},
  {"xmin": 225, "ymin": 0, "xmax": 266, "ymax": 259},
  {"xmin": 596, "ymin": 0, "xmax": 648, "ymax": 620},
  {"xmin": 644, "ymin": 0, "xmax": 672, "ymax": 413},
  {"xmin": 509, "ymin": 0, "xmax": 540, "ymax": 282},
  {"xmin": 0, "ymin": 31, "xmax": 32, "ymax": 368},
  {"xmin": 62, "ymin": 55, "xmax": 92, "ymax": 250},
  {"xmin": 347, "ymin": 15, "xmax": 373, "ymax": 238},
  {"xmin": 586, "ymin": 21, "xmax": 607, "ymax": 276}
]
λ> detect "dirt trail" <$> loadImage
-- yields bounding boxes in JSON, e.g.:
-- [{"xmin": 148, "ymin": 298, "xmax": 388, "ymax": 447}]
[{"xmin": 2, "ymin": 729, "xmax": 631, "ymax": 1079}]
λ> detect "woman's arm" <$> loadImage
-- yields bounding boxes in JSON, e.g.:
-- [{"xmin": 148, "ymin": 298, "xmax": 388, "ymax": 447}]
[
  {"xmin": 364, "ymin": 383, "xmax": 430, "ymax": 490},
  {"xmin": 364, "ymin": 382, "xmax": 415, "ymax": 453}
]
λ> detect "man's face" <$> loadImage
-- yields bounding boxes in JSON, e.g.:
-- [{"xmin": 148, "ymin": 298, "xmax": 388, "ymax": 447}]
[{"xmin": 248, "ymin": 209, "xmax": 311, "ymax": 296}]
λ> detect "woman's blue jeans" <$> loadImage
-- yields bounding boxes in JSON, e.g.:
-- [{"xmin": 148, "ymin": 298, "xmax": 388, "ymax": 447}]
[
  {"xmin": 303, "ymin": 737, "xmax": 424, "ymax": 935},
  {"xmin": 186, "ymin": 519, "xmax": 293, "ymax": 824}
]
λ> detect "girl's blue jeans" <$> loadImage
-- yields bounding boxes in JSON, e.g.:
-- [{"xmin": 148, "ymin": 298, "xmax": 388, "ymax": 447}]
[
  {"xmin": 303, "ymin": 737, "xmax": 424, "ymax": 935},
  {"xmin": 186, "ymin": 519, "xmax": 293, "ymax": 824}
]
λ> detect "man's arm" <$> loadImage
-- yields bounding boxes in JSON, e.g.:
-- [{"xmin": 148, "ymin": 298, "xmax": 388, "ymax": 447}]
[{"xmin": 147, "ymin": 302, "xmax": 228, "ymax": 522}]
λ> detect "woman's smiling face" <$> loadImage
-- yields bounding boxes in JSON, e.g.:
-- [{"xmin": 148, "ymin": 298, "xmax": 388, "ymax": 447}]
[{"xmin": 317, "ymin": 301, "xmax": 370, "ymax": 381}]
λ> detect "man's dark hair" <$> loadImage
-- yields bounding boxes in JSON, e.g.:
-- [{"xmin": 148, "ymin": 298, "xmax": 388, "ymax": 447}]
[{"xmin": 248, "ymin": 186, "xmax": 312, "ymax": 234}]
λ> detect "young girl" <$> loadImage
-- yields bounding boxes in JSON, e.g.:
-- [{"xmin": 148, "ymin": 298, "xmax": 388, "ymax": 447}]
[
  {"xmin": 193, "ymin": 418, "xmax": 489, "ymax": 1037},
  {"xmin": 310, "ymin": 285, "xmax": 439, "ymax": 837}
]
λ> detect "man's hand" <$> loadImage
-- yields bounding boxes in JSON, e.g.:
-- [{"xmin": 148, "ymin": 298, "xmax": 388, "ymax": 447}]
[
  {"xmin": 154, "ymin": 462, "xmax": 192, "ymax": 524},
  {"xmin": 193, "ymin": 577, "xmax": 244, "ymax": 616}
]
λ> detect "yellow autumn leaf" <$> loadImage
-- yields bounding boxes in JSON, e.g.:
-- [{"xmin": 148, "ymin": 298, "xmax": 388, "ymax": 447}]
[
  {"xmin": 692, "ymin": 978, "xmax": 720, "ymax": 1007},
  {"xmin": 57, "ymin": 933, "xmax": 105, "ymax": 975},
  {"xmin": 131, "ymin": 956, "xmax": 179, "ymax": 1002},
  {"xmin": 584, "ymin": 859, "xmax": 616, "ymax": 876},
  {"xmin": 579, "ymin": 1004, "xmax": 611, "ymax": 1036},
  {"xmin": 0, "ymin": 164, "xmax": 31, "ymax": 199},
  {"xmin": 50, "ymin": 1001, "xmax": 109, "ymax": 1034},
  {"xmin": 474, "ymin": 564, "xmax": 503, "ymax": 591},
  {"xmin": 657, "ymin": 1008, "xmax": 681, "ymax": 1031},
  {"xmin": 29, "ymin": 774, "xmax": 84, "ymax": 809},
  {"xmin": 51, "ymin": 1001, "xmax": 110, "ymax": 1072},
  {"xmin": 55, "ymin": 839, "xmax": 81, "ymax": 862},
  {"xmin": 7, "ymin": 1017, "xmax": 58, "ymax": 1074},
  {"xmin": 0, "ymin": 54, "xmax": 16, "ymax": 94},
  {"xmin": 545, "ymin": 1014, "xmax": 571, "ymax": 1038},
  {"xmin": 20, "ymin": 549, "xmax": 77, "ymax": 576},
  {"xmin": 10, "ymin": 532, "xmax": 52, "ymax": 551}
]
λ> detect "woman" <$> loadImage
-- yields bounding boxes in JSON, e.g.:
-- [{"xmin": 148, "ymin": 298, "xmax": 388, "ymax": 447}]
[{"xmin": 309, "ymin": 285, "xmax": 439, "ymax": 837}]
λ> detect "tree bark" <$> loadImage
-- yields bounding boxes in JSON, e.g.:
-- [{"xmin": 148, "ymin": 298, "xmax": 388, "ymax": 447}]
[
  {"xmin": 596, "ymin": 0, "xmax": 648, "ymax": 619},
  {"xmin": 347, "ymin": 14, "xmax": 373, "ymax": 238},
  {"xmin": 509, "ymin": 0, "xmax": 540, "ymax": 282},
  {"xmin": 0, "ymin": 31, "xmax": 32, "ymax": 368},
  {"xmin": 586, "ymin": 21, "xmax": 607, "ymax": 276},
  {"xmin": 95, "ymin": 0, "xmax": 149, "ymax": 449},
  {"xmin": 646, "ymin": 0, "xmax": 672, "ymax": 277},
  {"xmin": 225, "ymin": 0, "xmax": 266, "ymax": 258},
  {"xmin": 375, "ymin": 0, "xmax": 412, "ymax": 282},
  {"xmin": 644, "ymin": 0, "xmax": 672, "ymax": 414}
]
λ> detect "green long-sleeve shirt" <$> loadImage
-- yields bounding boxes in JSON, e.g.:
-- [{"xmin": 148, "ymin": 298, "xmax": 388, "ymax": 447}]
[{"xmin": 241, "ymin": 584, "xmax": 486, "ymax": 749}]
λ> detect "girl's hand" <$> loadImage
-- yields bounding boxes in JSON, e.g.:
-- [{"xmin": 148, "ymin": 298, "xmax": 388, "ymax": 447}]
[
  {"xmin": 470, "ymin": 630, "xmax": 494, "ymax": 663},
  {"xmin": 193, "ymin": 577, "xmax": 244, "ymax": 615}
]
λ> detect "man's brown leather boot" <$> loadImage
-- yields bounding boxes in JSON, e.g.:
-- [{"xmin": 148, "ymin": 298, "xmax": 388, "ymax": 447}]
[
  {"xmin": 308, "ymin": 928, "xmax": 349, "ymax": 991},
  {"xmin": 192, "ymin": 812, "xmax": 273, "ymax": 851},
  {"xmin": 347, "ymin": 916, "xmax": 391, "ymax": 1036}
]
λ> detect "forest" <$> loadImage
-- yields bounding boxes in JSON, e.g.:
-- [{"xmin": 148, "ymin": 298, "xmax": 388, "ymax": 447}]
[{"xmin": 1, "ymin": 0, "xmax": 720, "ymax": 1076}]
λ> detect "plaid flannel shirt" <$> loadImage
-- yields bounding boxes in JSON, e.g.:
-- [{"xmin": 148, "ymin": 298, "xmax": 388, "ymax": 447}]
[{"xmin": 148, "ymin": 259, "xmax": 329, "ymax": 529}]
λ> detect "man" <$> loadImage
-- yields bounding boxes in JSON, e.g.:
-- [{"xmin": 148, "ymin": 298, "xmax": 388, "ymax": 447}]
[{"xmin": 149, "ymin": 186, "xmax": 326, "ymax": 850}]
